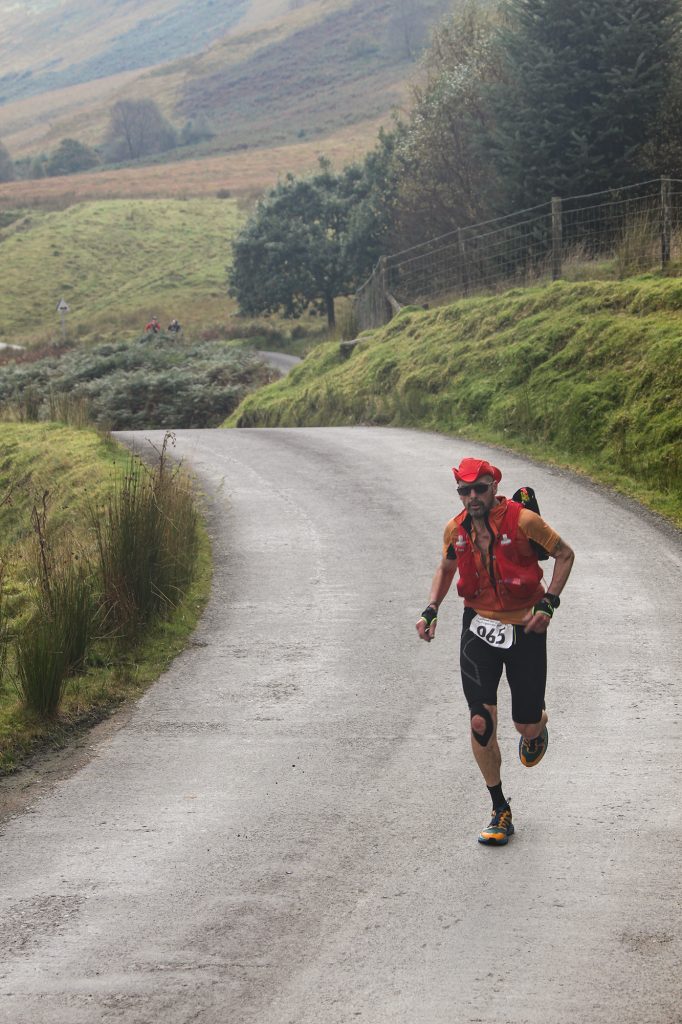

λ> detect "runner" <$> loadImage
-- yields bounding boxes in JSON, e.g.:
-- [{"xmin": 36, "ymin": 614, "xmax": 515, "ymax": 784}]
[{"xmin": 416, "ymin": 457, "xmax": 575, "ymax": 846}]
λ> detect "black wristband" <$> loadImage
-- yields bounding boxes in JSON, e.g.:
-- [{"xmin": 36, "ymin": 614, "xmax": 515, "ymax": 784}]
[
  {"xmin": 545, "ymin": 593, "xmax": 560, "ymax": 609},
  {"xmin": 420, "ymin": 604, "xmax": 438, "ymax": 626},
  {"xmin": 532, "ymin": 596, "xmax": 555, "ymax": 618}
]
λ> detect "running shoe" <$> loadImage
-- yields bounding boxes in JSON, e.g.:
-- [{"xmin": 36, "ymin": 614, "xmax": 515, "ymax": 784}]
[
  {"xmin": 478, "ymin": 804, "xmax": 514, "ymax": 845},
  {"xmin": 519, "ymin": 724, "xmax": 549, "ymax": 767}
]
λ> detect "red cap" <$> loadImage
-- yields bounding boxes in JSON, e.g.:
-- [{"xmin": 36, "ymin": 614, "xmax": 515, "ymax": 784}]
[{"xmin": 452, "ymin": 458, "xmax": 502, "ymax": 483}]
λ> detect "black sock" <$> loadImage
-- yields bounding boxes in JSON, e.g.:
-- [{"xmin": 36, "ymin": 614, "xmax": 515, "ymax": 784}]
[{"xmin": 487, "ymin": 782, "xmax": 507, "ymax": 809}]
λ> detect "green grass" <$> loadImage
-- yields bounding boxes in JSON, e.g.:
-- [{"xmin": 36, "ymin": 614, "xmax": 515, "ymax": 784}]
[
  {"xmin": 0, "ymin": 533, "xmax": 211, "ymax": 774},
  {"xmin": 0, "ymin": 198, "xmax": 244, "ymax": 346},
  {"xmin": 225, "ymin": 276, "xmax": 682, "ymax": 527},
  {"xmin": 0, "ymin": 423, "xmax": 212, "ymax": 773},
  {"xmin": 0, "ymin": 423, "xmax": 121, "ymax": 548}
]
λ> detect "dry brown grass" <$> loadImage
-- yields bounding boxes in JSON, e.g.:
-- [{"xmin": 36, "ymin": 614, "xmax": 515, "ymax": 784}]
[{"xmin": 0, "ymin": 117, "xmax": 391, "ymax": 206}]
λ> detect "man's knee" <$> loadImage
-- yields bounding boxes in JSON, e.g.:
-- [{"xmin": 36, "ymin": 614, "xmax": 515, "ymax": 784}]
[
  {"xmin": 470, "ymin": 703, "xmax": 495, "ymax": 747},
  {"xmin": 514, "ymin": 719, "xmax": 542, "ymax": 739}
]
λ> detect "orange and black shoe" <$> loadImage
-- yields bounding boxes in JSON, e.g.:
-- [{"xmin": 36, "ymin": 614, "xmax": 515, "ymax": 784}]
[
  {"xmin": 478, "ymin": 803, "xmax": 514, "ymax": 846},
  {"xmin": 519, "ymin": 725, "xmax": 549, "ymax": 768}
]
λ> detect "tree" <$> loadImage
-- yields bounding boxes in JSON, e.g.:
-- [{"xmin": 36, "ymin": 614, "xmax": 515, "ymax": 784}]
[
  {"xmin": 229, "ymin": 161, "xmax": 382, "ymax": 328},
  {"xmin": 103, "ymin": 99, "xmax": 177, "ymax": 162},
  {"xmin": 388, "ymin": 3, "xmax": 504, "ymax": 246},
  {"xmin": 493, "ymin": 0, "xmax": 682, "ymax": 206},
  {"xmin": 388, "ymin": 0, "xmax": 429, "ymax": 59},
  {"xmin": 46, "ymin": 138, "xmax": 100, "ymax": 177},
  {"xmin": 0, "ymin": 139, "xmax": 15, "ymax": 182}
]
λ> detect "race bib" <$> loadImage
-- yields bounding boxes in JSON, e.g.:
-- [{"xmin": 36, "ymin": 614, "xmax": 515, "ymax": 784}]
[{"xmin": 470, "ymin": 614, "xmax": 514, "ymax": 649}]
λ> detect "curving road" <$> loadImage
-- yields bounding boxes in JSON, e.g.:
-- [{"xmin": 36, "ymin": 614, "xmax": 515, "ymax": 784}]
[
  {"xmin": 255, "ymin": 350, "xmax": 301, "ymax": 375},
  {"xmin": 1, "ymin": 427, "xmax": 681, "ymax": 1024}
]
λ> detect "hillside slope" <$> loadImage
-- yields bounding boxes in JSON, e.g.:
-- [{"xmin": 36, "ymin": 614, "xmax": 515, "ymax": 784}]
[
  {"xmin": 0, "ymin": 0, "xmax": 449, "ymax": 162},
  {"xmin": 0, "ymin": 198, "xmax": 242, "ymax": 344},
  {"xmin": 226, "ymin": 278, "xmax": 682, "ymax": 525},
  {"xmin": 0, "ymin": 0, "xmax": 254, "ymax": 104}
]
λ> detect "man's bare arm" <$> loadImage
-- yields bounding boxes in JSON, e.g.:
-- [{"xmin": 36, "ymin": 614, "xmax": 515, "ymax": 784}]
[
  {"xmin": 544, "ymin": 538, "xmax": 575, "ymax": 598},
  {"xmin": 523, "ymin": 538, "xmax": 575, "ymax": 634},
  {"xmin": 416, "ymin": 558, "xmax": 457, "ymax": 642}
]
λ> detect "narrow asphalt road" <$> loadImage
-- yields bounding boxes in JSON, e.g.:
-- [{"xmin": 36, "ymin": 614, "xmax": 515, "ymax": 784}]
[
  {"xmin": 1, "ymin": 427, "xmax": 680, "ymax": 1024},
  {"xmin": 255, "ymin": 350, "xmax": 301, "ymax": 375}
]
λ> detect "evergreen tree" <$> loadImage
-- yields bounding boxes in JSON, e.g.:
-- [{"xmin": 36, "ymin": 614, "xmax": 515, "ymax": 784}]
[{"xmin": 493, "ymin": 0, "xmax": 682, "ymax": 205}]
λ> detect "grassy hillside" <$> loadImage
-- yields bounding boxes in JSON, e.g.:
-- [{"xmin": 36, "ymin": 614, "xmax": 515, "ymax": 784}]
[
  {"xmin": 0, "ymin": 0, "xmax": 250, "ymax": 104},
  {"xmin": 0, "ymin": 197, "xmax": 242, "ymax": 346},
  {"xmin": 226, "ymin": 277, "xmax": 682, "ymax": 526},
  {"xmin": 0, "ymin": 423, "xmax": 120, "ymax": 550},
  {"xmin": 0, "ymin": 118, "xmax": 387, "ymax": 204},
  {"xmin": 0, "ymin": 0, "xmax": 448, "ymax": 164},
  {"xmin": 172, "ymin": 0, "xmax": 448, "ymax": 151}
]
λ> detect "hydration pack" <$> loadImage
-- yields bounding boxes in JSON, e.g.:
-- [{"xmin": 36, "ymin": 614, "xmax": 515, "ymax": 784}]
[{"xmin": 511, "ymin": 485, "xmax": 549, "ymax": 561}]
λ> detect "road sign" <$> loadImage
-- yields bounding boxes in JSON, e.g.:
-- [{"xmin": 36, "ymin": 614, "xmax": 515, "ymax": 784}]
[{"xmin": 56, "ymin": 299, "xmax": 69, "ymax": 313}]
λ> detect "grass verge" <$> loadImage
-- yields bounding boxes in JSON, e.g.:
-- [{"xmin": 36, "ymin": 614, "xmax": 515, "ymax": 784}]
[{"xmin": 0, "ymin": 424, "xmax": 212, "ymax": 775}]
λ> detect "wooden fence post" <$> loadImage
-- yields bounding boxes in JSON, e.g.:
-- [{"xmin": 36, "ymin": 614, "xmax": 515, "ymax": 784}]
[
  {"xmin": 661, "ymin": 176, "xmax": 672, "ymax": 269},
  {"xmin": 458, "ymin": 228, "xmax": 469, "ymax": 297},
  {"xmin": 551, "ymin": 196, "xmax": 563, "ymax": 281},
  {"xmin": 378, "ymin": 255, "xmax": 392, "ymax": 322}
]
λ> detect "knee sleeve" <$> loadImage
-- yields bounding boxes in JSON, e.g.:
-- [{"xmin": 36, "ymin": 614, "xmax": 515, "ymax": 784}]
[{"xmin": 470, "ymin": 703, "xmax": 493, "ymax": 747}]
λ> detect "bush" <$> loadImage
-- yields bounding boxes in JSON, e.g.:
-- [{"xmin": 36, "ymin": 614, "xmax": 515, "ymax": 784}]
[
  {"xmin": 46, "ymin": 139, "xmax": 100, "ymax": 177},
  {"xmin": 0, "ymin": 337, "xmax": 273, "ymax": 429}
]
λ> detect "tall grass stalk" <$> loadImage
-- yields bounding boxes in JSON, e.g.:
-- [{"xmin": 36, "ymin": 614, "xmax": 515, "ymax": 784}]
[
  {"xmin": 15, "ymin": 565, "xmax": 99, "ymax": 717},
  {"xmin": 614, "ymin": 216, "xmax": 659, "ymax": 278},
  {"xmin": 48, "ymin": 390, "xmax": 92, "ymax": 429},
  {"xmin": 93, "ymin": 433, "xmax": 198, "ymax": 643},
  {"xmin": 14, "ymin": 618, "xmax": 70, "ymax": 718},
  {"xmin": 14, "ymin": 499, "xmax": 101, "ymax": 716},
  {"xmin": 0, "ymin": 563, "xmax": 9, "ymax": 687}
]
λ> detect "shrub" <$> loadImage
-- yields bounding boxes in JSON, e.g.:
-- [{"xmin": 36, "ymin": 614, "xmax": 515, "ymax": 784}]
[
  {"xmin": 0, "ymin": 337, "xmax": 273, "ymax": 429},
  {"xmin": 46, "ymin": 139, "xmax": 100, "ymax": 177}
]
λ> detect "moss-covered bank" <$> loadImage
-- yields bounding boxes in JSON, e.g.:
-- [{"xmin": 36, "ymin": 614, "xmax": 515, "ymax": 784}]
[{"xmin": 226, "ymin": 277, "xmax": 682, "ymax": 526}]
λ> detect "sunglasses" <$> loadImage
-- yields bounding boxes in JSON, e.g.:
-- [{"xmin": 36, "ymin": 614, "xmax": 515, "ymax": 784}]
[{"xmin": 457, "ymin": 482, "xmax": 492, "ymax": 496}]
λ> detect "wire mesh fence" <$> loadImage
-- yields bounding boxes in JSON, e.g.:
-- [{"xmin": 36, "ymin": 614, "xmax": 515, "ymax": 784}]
[{"xmin": 354, "ymin": 177, "xmax": 682, "ymax": 331}]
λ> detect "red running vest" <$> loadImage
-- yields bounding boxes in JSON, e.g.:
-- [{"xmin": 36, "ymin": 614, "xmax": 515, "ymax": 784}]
[{"xmin": 454, "ymin": 499, "xmax": 544, "ymax": 610}]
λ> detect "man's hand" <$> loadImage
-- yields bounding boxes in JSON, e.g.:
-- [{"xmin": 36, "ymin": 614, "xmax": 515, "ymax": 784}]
[
  {"xmin": 416, "ymin": 604, "xmax": 438, "ymax": 642},
  {"xmin": 522, "ymin": 608, "xmax": 551, "ymax": 634},
  {"xmin": 523, "ymin": 595, "xmax": 557, "ymax": 634}
]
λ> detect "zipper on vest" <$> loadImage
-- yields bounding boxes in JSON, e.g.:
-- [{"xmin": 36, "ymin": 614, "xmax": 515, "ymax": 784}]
[{"xmin": 478, "ymin": 512, "xmax": 498, "ymax": 594}]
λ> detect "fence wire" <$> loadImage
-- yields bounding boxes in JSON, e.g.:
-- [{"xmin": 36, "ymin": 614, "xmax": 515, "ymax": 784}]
[{"xmin": 354, "ymin": 178, "xmax": 682, "ymax": 331}]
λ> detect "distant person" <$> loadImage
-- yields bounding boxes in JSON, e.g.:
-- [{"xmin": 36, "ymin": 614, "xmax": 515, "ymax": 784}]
[
  {"xmin": 416, "ymin": 457, "xmax": 574, "ymax": 846},
  {"xmin": 145, "ymin": 316, "xmax": 160, "ymax": 333},
  {"xmin": 167, "ymin": 319, "xmax": 182, "ymax": 334}
]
